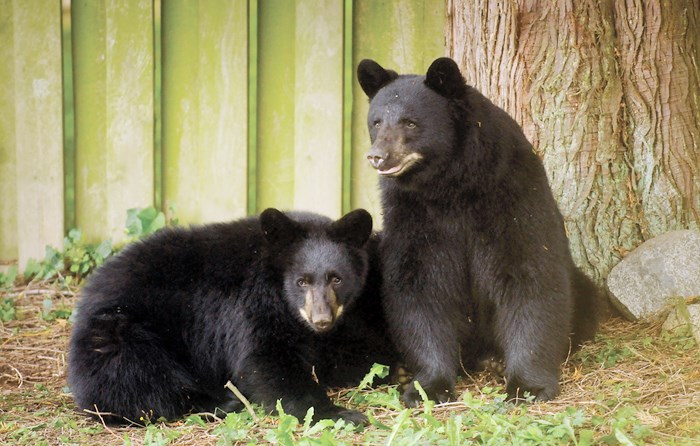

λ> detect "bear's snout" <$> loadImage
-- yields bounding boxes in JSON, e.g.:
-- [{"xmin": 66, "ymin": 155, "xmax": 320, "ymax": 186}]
[
  {"xmin": 366, "ymin": 149, "xmax": 424, "ymax": 177},
  {"xmin": 299, "ymin": 286, "xmax": 343, "ymax": 333},
  {"xmin": 310, "ymin": 292, "xmax": 333, "ymax": 331}
]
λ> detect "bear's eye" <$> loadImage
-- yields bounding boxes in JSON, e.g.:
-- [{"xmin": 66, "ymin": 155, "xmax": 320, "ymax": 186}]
[
  {"xmin": 404, "ymin": 120, "xmax": 417, "ymax": 129},
  {"xmin": 331, "ymin": 276, "xmax": 342, "ymax": 286},
  {"xmin": 373, "ymin": 120, "xmax": 381, "ymax": 128},
  {"xmin": 296, "ymin": 278, "xmax": 309, "ymax": 287}
]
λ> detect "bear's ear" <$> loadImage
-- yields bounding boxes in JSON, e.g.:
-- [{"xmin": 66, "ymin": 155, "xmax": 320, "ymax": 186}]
[
  {"xmin": 425, "ymin": 57, "xmax": 466, "ymax": 98},
  {"xmin": 357, "ymin": 59, "xmax": 399, "ymax": 99},
  {"xmin": 260, "ymin": 208, "xmax": 304, "ymax": 248},
  {"xmin": 328, "ymin": 209, "xmax": 373, "ymax": 248}
]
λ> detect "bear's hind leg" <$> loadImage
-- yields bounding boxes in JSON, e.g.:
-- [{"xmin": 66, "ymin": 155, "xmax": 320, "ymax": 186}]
[
  {"xmin": 570, "ymin": 267, "xmax": 601, "ymax": 348},
  {"xmin": 69, "ymin": 315, "xmax": 204, "ymax": 423}
]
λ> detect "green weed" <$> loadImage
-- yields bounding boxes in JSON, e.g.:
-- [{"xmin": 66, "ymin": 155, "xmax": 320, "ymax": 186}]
[
  {"xmin": 125, "ymin": 206, "xmax": 168, "ymax": 240},
  {"xmin": 0, "ymin": 265, "xmax": 18, "ymax": 289},
  {"xmin": 9, "ymin": 206, "xmax": 172, "ymax": 289},
  {"xmin": 0, "ymin": 296, "xmax": 17, "ymax": 321},
  {"xmin": 21, "ymin": 229, "xmax": 112, "ymax": 286},
  {"xmin": 584, "ymin": 337, "xmax": 635, "ymax": 368},
  {"xmin": 143, "ymin": 424, "xmax": 182, "ymax": 446},
  {"xmin": 212, "ymin": 410, "xmax": 262, "ymax": 444},
  {"xmin": 64, "ymin": 229, "xmax": 113, "ymax": 281},
  {"xmin": 41, "ymin": 297, "xmax": 72, "ymax": 321}
]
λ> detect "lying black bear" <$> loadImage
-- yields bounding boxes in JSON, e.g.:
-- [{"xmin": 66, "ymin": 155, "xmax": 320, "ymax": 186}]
[
  {"xmin": 357, "ymin": 57, "xmax": 600, "ymax": 406},
  {"xmin": 68, "ymin": 208, "xmax": 397, "ymax": 424}
]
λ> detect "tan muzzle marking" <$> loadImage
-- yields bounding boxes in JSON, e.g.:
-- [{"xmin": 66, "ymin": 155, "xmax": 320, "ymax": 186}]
[{"xmin": 299, "ymin": 287, "xmax": 342, "ymax": 330}]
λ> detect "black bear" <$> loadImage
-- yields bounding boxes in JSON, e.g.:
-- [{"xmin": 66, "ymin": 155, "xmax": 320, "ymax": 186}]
[
  {"xmin": 357, "ymin": 57, "xmax": 599, "ymax": 406},
  {"xmin": 68, "ymin": 208, "xmax": 397, "ymax": 424}
]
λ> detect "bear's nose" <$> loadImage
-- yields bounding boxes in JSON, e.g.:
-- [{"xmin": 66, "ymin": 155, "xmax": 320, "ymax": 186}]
[
  {"xmin": 314, "ymin": 319, "xmax": 331, "ymax": 331},
  {"xmin": 367, "ymin": 155, "xmax": 384, "ymax": 169}
]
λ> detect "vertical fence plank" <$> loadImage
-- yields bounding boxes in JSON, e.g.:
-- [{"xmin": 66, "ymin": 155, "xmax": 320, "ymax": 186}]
[
  {"xmin": 0, "ymin": 1, "xmax": 18, "ymax": 264},
  {"xmin": 351, "ymin": 0, "xmax": 446, "ymax": 224},
  {"xmin": 62, "ymin": 4, "xmax": 76, "ymax": 234},
  {"xmin": 0, "ymin": 0, "xmax": 64, "ymax": 267},
  {"xmin": 73, "ymin": 0, "xmax": 154, "ymax": 244},
  {"xmin": 255, "ymin": 0, "xmax": 296, "ymax": 213},
  {"xmin": 293, "ymin": 0, "xmax": 344, "ymax": 217},
  {"xmin": 255, "ymin": 0, "xmax": 344, "ymax": 216},
  {"xmin": 342, "ymin": 0, "xmax": 354, "ymax": 214},
  {"xmin": 247, "ymin": 0, "xmax": 259, "ymax": 215},
  {"xmin": 161, "ymin": 0, "xmax": 248, "ymax": 224}
]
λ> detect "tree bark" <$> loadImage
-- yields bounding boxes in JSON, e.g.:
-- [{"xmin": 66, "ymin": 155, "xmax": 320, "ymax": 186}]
[
  {"xmin": 614, "ymin": 1, "xmax": 700, "ymax": 234},
  {"xmin": 446, "ymin": 0, "xmax": 700, "ymax": 282}
]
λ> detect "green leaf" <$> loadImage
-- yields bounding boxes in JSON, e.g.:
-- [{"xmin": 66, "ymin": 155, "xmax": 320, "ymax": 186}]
[
  {"xmin": 0, "ymin": 297, "xmax": 17, "ymax": 322},
  {"xmin": 367, "ymin": 412, "xmax": 392, "ymax": 431},
  {"xmin": 347, "ymin": 363, "xmax": 390, "ymax": 403},
  {"xmin": 0, "ymin": 265, "xmax": 18, "ymax": 289},
  {"xmin": 125, "ymin": 206, "xmax": 167, "ymax": 238},
  {"xmin": 302, "ymin": 407, "xmax": 315, "ymax": 434},
  {"xmin": 305, "ymin": 418, "xmax": 336, "ymax": 437},
  {"xmin": 577, "ymin": 429, "xmax": 595, "ymax": 446},
  {"xmin": 613, "ymin": 428, "xmax": 636, "ymax": 446},
  {"xmin": 143, "ymin": 212, "xmax": 166, "ymax": 235},
  {"xmin": 65, "ymin": 228, "xmax": 82, "ymax": 245},
  {"xmin": 445, "ymin": 415, "xmax": 463, "ymax": 446},
  {"xmin": 23, "ymin": 258, "xmax": 41, "ymax": 279},
  {"xmin": 385, "ymin": 409, "xmax": 412, "ymax": 446},
  {"xmin": 94, "ymin": 239, "xmax": 113, "ymax": 261},
  {"xmin": 275, "ymin": 399, "xmax": 286, "ymax": 417},
  {"xmin": 138, "ymin": 206, "xmax": 158, "ymax": 222},
  {"xmin": 42, "ymin": 298, "xmax": 54, "ymax": 319},
  {"xmin": 125, "ymin": 207, "xmax": 143, "ymax": 236},
  {"xmin": 183, "ymin": 414, "xmax": 207, "ymax": 427},
  {"xmin": 412, "ymin": 381, "xmax": 434, "ymax": 415}
]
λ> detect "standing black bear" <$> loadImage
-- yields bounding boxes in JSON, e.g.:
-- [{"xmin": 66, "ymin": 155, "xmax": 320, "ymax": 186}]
[
  {"xmin": 357, "ymin": 57, "xmax": 599, "ymax": 406},
  {"xmin": 68, "ymin": 208, "xmax": 397, "ymax": 424}
]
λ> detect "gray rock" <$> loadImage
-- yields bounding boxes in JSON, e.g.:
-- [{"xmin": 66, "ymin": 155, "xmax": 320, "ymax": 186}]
[{"xmin": 606, "ymin": 230, "xmax": 700, "ymax": 320}]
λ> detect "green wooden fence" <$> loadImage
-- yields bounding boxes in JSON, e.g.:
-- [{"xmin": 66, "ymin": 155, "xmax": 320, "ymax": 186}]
[{"xmin": 0, "ymin": 0, "xmax": 445, "ymax": 268}]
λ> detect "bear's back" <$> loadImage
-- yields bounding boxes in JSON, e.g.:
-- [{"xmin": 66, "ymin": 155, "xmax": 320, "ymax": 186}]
[{"xmin": 76, "ymin": 217, "xmax": 265, "ymax": 323}]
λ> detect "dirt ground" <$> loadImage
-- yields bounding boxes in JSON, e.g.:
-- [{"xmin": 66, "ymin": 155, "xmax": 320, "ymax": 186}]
[{"xmin": 1, "ymin": 281, "xmax": 699, "ymax": 445}]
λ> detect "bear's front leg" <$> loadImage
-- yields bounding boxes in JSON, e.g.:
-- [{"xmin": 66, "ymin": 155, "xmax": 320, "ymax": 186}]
[
  {"xmin": 237, "ymin": 351, "xmax": 367, "ymax": 424},
  {"xmin": 402, "ymin": 374, "xmax": 455, "ymax": 407},
  {"xmin": 386, "ymin": 299, "xmax": 461, "ymax": 407}
]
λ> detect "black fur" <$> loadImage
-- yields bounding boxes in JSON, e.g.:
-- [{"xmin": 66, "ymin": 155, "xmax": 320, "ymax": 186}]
[
  {"xmin": 357, "ymin": 57, "xmax": 600, "ymax": 406},
  {"xmin": 357, "ymin": 59, "xmax": 399, "ymax": 99},
  {"xmin": 68, "ymin": 209, "xmax": 397, "ymax": 424}
]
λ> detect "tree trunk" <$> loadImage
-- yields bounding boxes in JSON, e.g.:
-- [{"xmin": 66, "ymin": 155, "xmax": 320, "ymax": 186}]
[{"xmin": 446, "ymin": 0, "xmax": 700, "ymax": 282}]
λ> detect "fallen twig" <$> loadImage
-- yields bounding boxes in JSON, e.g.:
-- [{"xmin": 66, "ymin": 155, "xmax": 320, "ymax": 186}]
[{"xmin": 224, "ymin": 380, "xmax": 260, "ymax": 422}]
